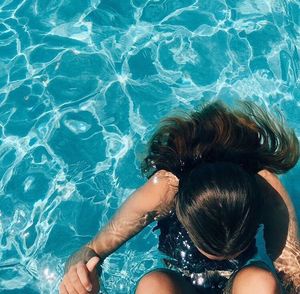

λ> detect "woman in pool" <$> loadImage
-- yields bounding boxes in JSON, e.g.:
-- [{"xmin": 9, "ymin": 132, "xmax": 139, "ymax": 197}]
[{"xmin": 60, "ymin": 101, "xmax": 300, "ymax": 294}]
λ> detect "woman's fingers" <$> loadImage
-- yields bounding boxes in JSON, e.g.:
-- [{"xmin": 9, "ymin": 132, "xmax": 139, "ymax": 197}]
[
  {"xmin": 86, "ymin": 257, "xmax": 100, "ymax": 293},
  {"xmin": 77, "ymin": 262, "xmax": 93, "ymax": 291},
  {"xmin": 63, "ymin": 274, "xmax": 80, "ymax": 294},
  {"xmin": 64, "ymin": 266, "xmax": 87, "ymax": 294},
  {"xmin": 60, "ymin": 257, "xmax": 100, "ymax": 294},
  {"xmin": 86, "ymin": 256, "xmax": 100, "ymax": 272},
  {"xmin": 59, "ymin": 282, "xmax": 68, "ymax": 294}
]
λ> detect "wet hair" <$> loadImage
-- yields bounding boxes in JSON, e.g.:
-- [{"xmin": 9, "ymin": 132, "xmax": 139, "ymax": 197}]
[
  {"xmin": 141, "ymin": 100, "xmax": 299, "ymax": 179},
  {"xmin": 176, "ymin": 161, "xmax": 261, "ymax": 257},
  {"xmin": 141, "ymin": 100, "xmax": 299, "ymax": 256}
]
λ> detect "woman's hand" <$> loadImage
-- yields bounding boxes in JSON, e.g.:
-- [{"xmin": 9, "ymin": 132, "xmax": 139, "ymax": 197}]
[{"xmin": 60, "ymin": 256, "xmax": 100, "ymax": 294}]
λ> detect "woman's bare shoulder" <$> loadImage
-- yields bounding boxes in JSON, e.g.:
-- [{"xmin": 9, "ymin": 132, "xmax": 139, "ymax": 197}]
[
  {"xmin": 153, "ymin": 170, "xmax": 179, "ymax": 187},
  {"xmin": 257, "ymin": 170, "xmax": 295, "ymax": 213},
  {"xmin": 258, "ymin": 169, "xmax": 281, "ymax": 186},
  {"xmin": 142, "ymin": 170, "xmax": 179, "ymax": 220}
]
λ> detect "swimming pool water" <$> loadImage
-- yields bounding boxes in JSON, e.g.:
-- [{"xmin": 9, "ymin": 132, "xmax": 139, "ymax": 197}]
[{"xmin": 0, "ymin": 0, "xmax": 299, "ymax": 293}]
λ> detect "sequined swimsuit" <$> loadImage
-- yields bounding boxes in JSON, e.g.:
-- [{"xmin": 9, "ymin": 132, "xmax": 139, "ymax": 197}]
[{"xmin": 155, "ymin": 212, "xmax": 277, "ymax": 292}]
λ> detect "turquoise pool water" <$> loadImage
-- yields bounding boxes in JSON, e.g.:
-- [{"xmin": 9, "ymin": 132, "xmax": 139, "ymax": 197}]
[{"xmin": 0, "ymin": 0, "xmax": 299, "ymax": 293}]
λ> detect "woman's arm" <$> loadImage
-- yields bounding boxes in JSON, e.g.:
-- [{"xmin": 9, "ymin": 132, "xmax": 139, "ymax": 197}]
[
  {"xmin": 60, "ymin": 170, "xmax": 178, "ymax": 293},
  {"xmin": 87, "ymin": 170, "xmax": 178, "ymax": 258},
  {"xmin": 258, "ymin": 170, "xmax": 300, "ymax": 291}
]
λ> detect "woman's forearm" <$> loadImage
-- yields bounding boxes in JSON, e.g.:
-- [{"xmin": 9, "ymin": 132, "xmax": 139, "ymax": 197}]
[
  {"xmin": 86, "ymin": 209, "xmax": 157, "ymax": 258},
  {"xmin": 64, "ymin": 199, "xmax": 157, "ymax": 273},
  {"xmin": 75, "ymin": 170, "xmax": 178, "ymax": 263}
]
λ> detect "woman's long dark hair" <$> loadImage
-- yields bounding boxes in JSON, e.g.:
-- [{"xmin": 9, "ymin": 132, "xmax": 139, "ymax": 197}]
[
  {"xmin": 176, "ymin": 162, "xmax": 261, "ymax": 257},
  {"xmin": 141, "ymin": 100, "xmax": 299, "ymax": 179}
]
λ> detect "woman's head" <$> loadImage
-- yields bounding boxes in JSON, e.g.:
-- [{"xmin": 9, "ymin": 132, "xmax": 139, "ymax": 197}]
[{"xmin": 176, "ymin": 162, "xmax": 261, "ymax": 259}]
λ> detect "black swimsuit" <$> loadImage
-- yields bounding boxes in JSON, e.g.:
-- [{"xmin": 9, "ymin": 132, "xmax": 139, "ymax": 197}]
[{"xmin": 154, "ymin": 212, "xmax": 259, "ymax": 292}]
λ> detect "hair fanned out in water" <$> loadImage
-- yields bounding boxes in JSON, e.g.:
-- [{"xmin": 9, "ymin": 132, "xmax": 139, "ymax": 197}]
[{"xmin": 141, "ymin": 100, "xmax": 299, "ymax": 179}]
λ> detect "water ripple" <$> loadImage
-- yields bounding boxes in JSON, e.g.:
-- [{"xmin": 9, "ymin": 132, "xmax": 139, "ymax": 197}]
[{"xmin": 0, "ymin": 0, "xmax": 299, "ymax": 293}]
